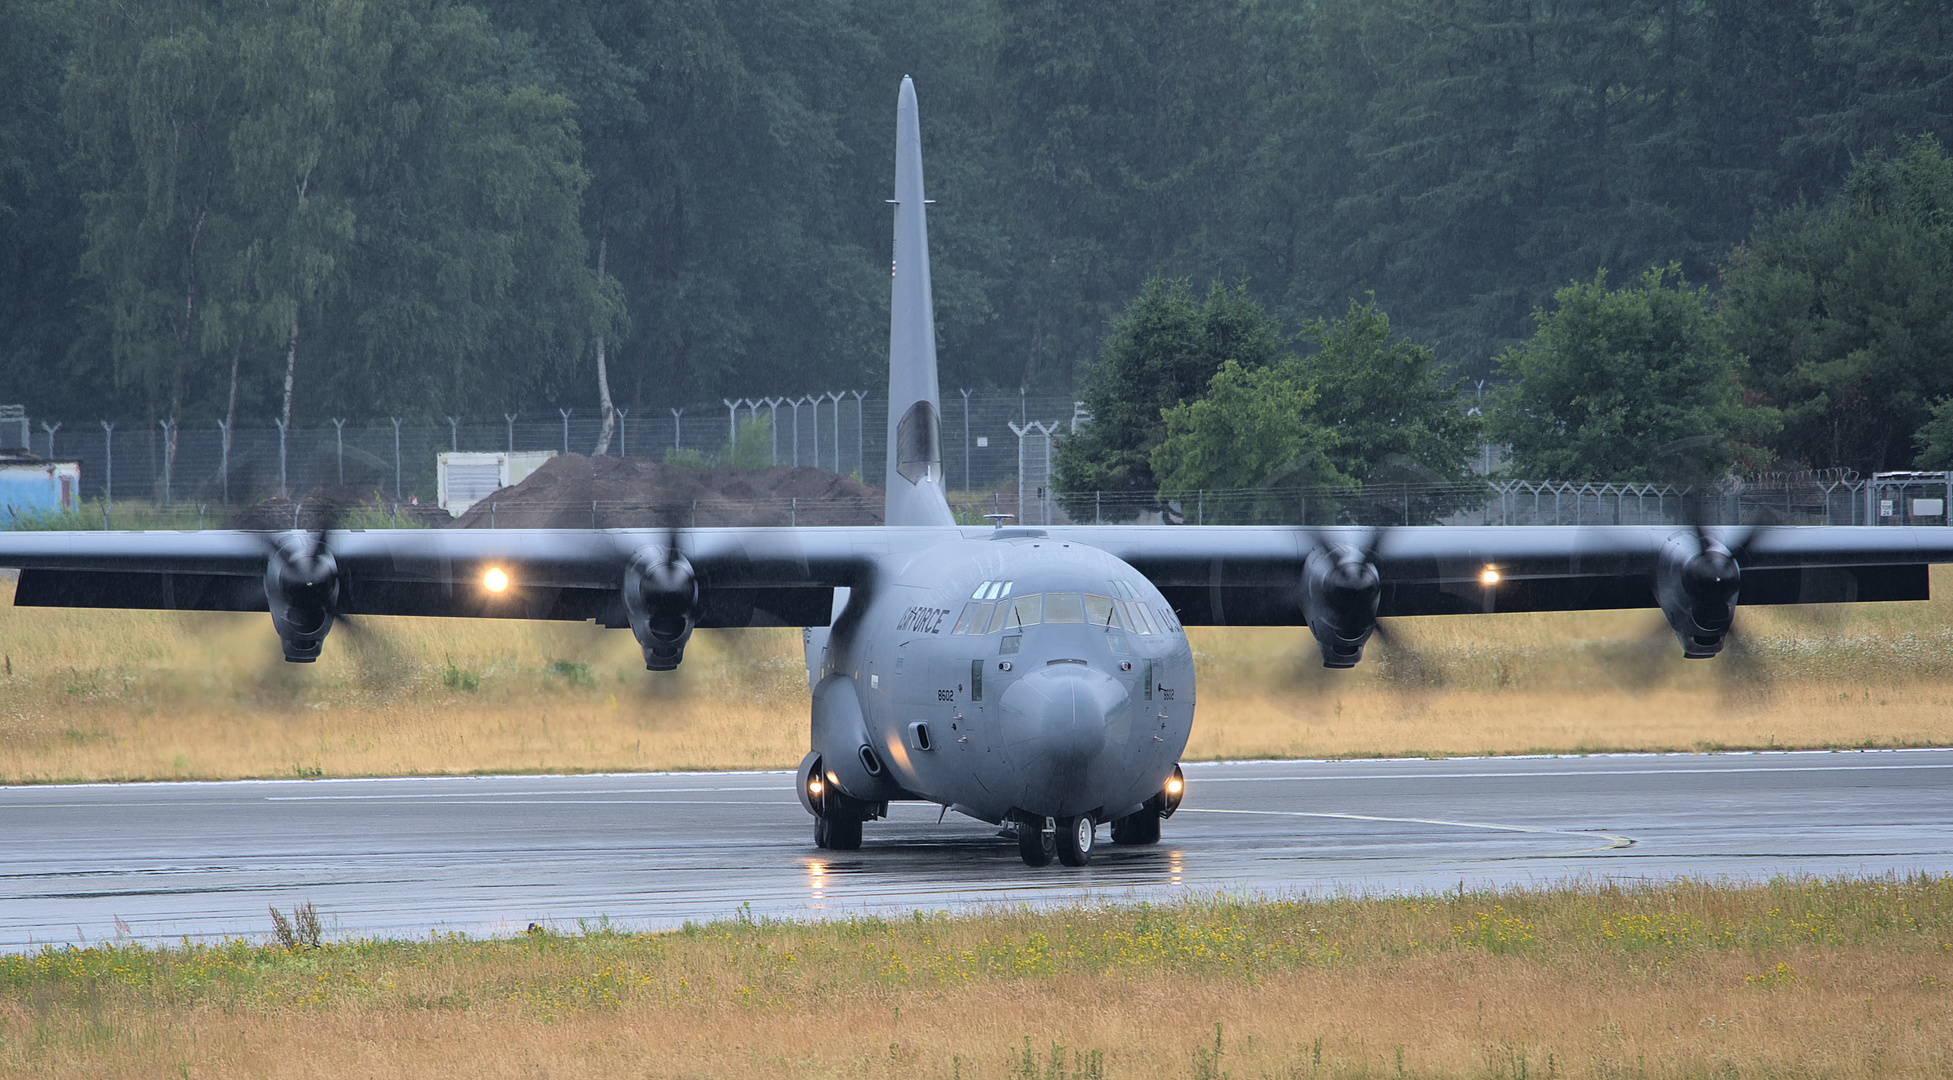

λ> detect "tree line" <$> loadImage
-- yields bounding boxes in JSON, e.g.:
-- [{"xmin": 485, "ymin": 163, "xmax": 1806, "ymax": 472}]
[{"xmin": 4, "ymin": 0, "xmax": 1953, "ymax": 478}]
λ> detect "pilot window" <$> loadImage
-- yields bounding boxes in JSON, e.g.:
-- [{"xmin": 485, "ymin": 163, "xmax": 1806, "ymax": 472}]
[
  {"xmin": 1085, "ymin": 594, "xmax": 1121, "ymax": 627},
  {"xmin": 1121, "ymin": 600, "xmax": 1160, "ymax": 635},
  {"xmin": 1003, "ymin": 593, "xmax": 1042, "ymax": 629},
  {"xmin": 1111, "ymin": 580, "xmax": 1139, "ymax": 600},
  {"xmin": 952, "ymin": 602, "xmax": 993, "ymax": 634},
  {"xmin": 1044, "ymin": 592, "xmax": 1086, "ymax": 623}
]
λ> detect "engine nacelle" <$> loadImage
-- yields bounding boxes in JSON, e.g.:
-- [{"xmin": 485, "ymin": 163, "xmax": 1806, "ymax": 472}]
[
  {"xmin": 1656, "ymin": 532, "xmax": 1741, "ymax": 658},
  {"xmin": 1300, "ymin": 543, "xmax": 1381, "ymax": 667},
  {"xmin": 263, "ymin": 535, "xmax": 340, "ymax": 663},
  {"xmin": 624, "ymin": 545, "xmax": 702, "ymax": 670}
]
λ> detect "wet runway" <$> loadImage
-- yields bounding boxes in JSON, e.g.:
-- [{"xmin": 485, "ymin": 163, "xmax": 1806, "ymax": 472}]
[{"xmin": 4, "ymin": 749, "xmax": 1950, "ymax": 949}]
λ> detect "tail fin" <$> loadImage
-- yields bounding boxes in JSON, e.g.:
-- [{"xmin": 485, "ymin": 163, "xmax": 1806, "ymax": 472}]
[{"xmin": 884, "ymin": 77, "xmax": 956, "ymax": 527}]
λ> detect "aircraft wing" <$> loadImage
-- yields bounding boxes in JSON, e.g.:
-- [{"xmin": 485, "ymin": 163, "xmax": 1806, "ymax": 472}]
[
  {"xmin": 1045, "ymin": 524, "xmax": 1953, "ymax": 624},
  {"xmin": 4, "ymin": 523, "xmax": 1948, "ymax": 630}
]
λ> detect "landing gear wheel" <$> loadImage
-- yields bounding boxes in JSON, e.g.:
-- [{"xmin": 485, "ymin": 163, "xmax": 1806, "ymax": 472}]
[
  {"xmin": 1017, "ymin": 819, "xmax": 1054, "ymax": 866},
  {"xmin": 815, "ymin": 814, "xmax": 862, "ymax": 851},
  {"xmin": 1056, "ymin": 814, "xmax": 1096, "ymax": 866},
  {"xmin": 1110, "ymin": 809, "xmax": 1161, "ymax": 845}
]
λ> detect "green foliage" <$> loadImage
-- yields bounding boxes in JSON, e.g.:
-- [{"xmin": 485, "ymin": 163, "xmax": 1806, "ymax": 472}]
[
  {"xmin": 1054, "ymin": 279, "xmax": 1291, "ymax": 512},
  {"xmin": 1151, "ymin": 359, "xmax": 1344, "ymax": 520},
  {"xmin": 1298, "ymin": 297, "xmax": 1486, "ymax": 522},
  {"xmin": 722, "ymin": 416, "xmax": 773, "ymax": 470},
  {"xmin": 1725, "ymin": 137, "xmax": 1953, "ymax": 472},
  {"xmin": 1489, "ymin": 267, "xmax": 1773, "ymax": 483},
  {"xmin": 1914, "ymin": 398, "xmax": 1953, "ymax": 469},
  {"xmin": 13, "ymin": 0, "xmax": 1953, "ymax": 445}
]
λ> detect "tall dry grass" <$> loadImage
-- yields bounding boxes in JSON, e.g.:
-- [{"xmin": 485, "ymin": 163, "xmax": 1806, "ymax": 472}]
[
  {"xmin": 1, "ymin": 876, "xmax": 1948, "ymax": 1078},
  {"xmin": 2, "ymin": 567, "xmax": 1951, "ymax": 784}
]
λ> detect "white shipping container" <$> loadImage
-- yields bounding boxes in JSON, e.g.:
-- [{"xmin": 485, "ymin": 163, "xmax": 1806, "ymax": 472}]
[{"xmin": 436, "ymin": 451, "xmax": 555, "ymax": 516}]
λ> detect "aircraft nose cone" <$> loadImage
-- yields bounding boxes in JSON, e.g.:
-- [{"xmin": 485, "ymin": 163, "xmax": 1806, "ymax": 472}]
[{"xmin": 999, "ymin": 665, "xmax": 1132, "ymax": 813}]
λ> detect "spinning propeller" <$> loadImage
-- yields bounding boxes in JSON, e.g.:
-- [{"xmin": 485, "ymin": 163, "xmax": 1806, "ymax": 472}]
[
  {"xmin": 258, "ymin": 499, "xmax": 369, "ymax": 664},
  {"xmin": 623, "ymin": 517, "xmax": 703, "ymax": 671}
]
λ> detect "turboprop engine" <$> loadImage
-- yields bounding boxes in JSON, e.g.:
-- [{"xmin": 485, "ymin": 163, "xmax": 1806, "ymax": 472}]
[
  {"xmin": 264, "ymin": 534, "xmax": 341, "ymax": 663},
  {"xmin": 1300, "ymin": 542, "xmax": 1382, "ymax": 668},
  {"xmin": 624, "ymin": 544, "xmax": 702, "ymax": 670},
  {"xmin": 1655, "ymin": 530, "xmax": 1742, "ymax": 658}
]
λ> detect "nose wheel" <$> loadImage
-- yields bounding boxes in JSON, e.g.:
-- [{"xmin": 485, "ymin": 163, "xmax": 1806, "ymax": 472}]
[
  {"xmin": 1056, "ymin": 814, "xmax": 1096, "ymax": 866},
  {"xmin": 1017, "ymin": 817, "xmax": 1055, "ymax": 866}
]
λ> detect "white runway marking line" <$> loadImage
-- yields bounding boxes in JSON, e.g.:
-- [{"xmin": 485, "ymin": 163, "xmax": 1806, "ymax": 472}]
[
  {"xmin": 1192, "ymin": 763, "xmax": 1953, "ymax": 782},
  {"xmin": 263, "ymin": 786, "xmax": 782, "ymax": 801},
  {"xmin": 1178, "ymin": 807, "xmax": 1635, "ymax": 857}
]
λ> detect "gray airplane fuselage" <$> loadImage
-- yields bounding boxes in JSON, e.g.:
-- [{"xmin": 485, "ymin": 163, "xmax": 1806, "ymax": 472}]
[{"xmin": 803, "ymin": 533, "xmax": 1195, "ymax": 826}]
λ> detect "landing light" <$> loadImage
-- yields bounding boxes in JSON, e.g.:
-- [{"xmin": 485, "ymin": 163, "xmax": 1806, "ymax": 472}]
[
  {"xmin": 1480, "ymin": 567, "xmax": 1500, "ymax": 585},
  {"xmin": 807, "ymin": 777, "xmax": 824, "ymax": 797},
  {"xmin": 1165, "ymin": 776, "xmax": 1184, "ymax": 796},
  {"xmin": 483, "ymin": 567, "xmax": 510, "ymax": 593}
]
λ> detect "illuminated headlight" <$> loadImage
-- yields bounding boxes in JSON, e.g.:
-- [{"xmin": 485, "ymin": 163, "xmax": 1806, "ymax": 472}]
[
  {"xmin": 807, "ymin": 777, "xmax": 824, "ymax": 797},
  {"xmin": 1480, "ymin": 567, "xmax": 1500, "ymax": 586},
  {"xmin": 483, "ymin": 567, "xmax": 510, "ymax": 593},
  {"xmin": 1165, "ymin": 776, "xmax": 1184, "ymax": 796}
]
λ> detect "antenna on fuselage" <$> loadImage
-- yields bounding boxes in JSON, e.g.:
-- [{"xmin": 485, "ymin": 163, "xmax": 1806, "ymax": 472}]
[{"xmin": 982, "ymin": 513, "xmax": 1015, "ymax": 531}]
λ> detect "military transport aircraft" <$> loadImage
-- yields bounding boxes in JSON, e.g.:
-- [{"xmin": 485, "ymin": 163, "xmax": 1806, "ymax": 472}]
[{"xmin": 6, "ymin": 78, "xmax": 1953, "ymax": 867}]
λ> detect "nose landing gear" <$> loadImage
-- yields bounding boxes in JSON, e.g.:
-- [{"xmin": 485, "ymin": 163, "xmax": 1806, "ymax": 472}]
[
  {"xmin": 1017, "ymin": 816, "xmax": 1055, "ymax": 866},
  {"xmin": 1056, "ymin": 814, "xmax": 1096, "ymax": 867}
]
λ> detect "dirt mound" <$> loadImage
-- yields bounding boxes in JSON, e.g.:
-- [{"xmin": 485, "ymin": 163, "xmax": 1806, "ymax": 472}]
[
  {"xmin": 447, "ymin": 455, "xmax": 883, "ymax": 528},
  {"xmin": 225, "ymin": 484, "xmax": 450, "ymax": 530}
]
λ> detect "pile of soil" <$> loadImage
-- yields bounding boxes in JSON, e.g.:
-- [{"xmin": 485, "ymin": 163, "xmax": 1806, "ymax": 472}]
[
  {"xmin": 446, "ymin": 455, "xmax": 883, "ymax": 528},
  {"xmin": 225, "ymin": 484, "xmax": 450, "ymax": 530}
]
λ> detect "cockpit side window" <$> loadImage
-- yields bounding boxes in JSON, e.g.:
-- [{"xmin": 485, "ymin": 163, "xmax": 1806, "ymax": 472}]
[
  {"xmin": 1085, "ymin": 594, "xmax": 1121, "ymax": 627},
  {"xmin": 952, "ymin": 602, "xmax": 993, "ymax": 635},
  {"xmin": 1111, "ymin": 580, "xmax": 1139, "ymax": 601},
  {"xmin": 1004, "ymin": 593, "xmax": 1042, "ymax": 628},
  {"xmin": 1121, "ymin": 600, "xmax": 1160, "ymax": 635}
]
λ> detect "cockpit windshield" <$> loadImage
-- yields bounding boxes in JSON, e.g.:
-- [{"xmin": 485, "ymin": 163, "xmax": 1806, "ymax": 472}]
[{"xmin": 951, "ymin": 592, "xmax": 1160, "ymax": 635}]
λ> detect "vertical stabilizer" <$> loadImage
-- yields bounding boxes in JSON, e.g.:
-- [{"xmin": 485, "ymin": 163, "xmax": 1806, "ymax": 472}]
[{"xmin": 884, "ymin": 77, "xmax": 956, "ymax": 527}]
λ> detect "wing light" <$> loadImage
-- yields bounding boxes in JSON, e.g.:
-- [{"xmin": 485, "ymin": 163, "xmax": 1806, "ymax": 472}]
[
  {"xmin": 483, "ymin": 567, "xmax": 510, "ymax": 593},
  {"xmin": 1480, "ymin": 567, "xmax": 1500, "ymax": 585}
]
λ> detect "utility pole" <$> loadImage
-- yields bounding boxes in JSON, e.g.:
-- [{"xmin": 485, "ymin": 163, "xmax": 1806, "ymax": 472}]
[
  {"xmin": 960, "ymin": 388, "xmax": 972, "ymax": 491},
  {"xmin": 333, "ymin": 418, "xmax": 347, "ymax": 485},
  {"xmin": 391, "ymin": 417, "xmax": 403, "ymax": 500}
]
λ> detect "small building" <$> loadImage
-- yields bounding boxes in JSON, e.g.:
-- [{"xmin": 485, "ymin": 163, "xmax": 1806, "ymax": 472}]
[
  {"xmin": 0, "ymin": 448, "xmax": 82, "ymax": 526},
  {"xmin": 437, "ymin": 451, "xmax": 555, "ymax": 517}
]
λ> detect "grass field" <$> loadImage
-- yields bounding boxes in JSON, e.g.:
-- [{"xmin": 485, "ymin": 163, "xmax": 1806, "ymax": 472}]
[
  {"xmin": 2, "ymin": 876, "xmax": 1947, "ymax": 1078},
  {"xmin": 2, "ymin": 568, "xmax": 1951, "ymax": 784}
]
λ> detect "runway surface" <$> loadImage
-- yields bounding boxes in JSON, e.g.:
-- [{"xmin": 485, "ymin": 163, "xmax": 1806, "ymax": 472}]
[{"xmin": 4, "ymin": 749, "xmax": 1950, "ymax": 949}]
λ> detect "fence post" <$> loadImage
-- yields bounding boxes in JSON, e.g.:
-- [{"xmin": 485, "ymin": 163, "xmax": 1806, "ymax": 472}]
[
  {"xmin": 271, "ymin": 418, "xmax": 289, "ymax": 501},
  {"xmin": 559, "ymin": 408, "xmax": 571, "ymax": 454},
  {"xmin": 40, "ymin": 421, "xmax": 58, "ymax": 461},
  {"xmin": 447, "ymin": 415, "xmax": 459, "ymax": 453},
  {"xmin": 765, "ymin": 398, "xmax": 782, "ymax": 464},
  {"xmin": 391, "ymin": 417, "xmax": 402, "ymax": 500},
  {"xmin": 671, "ymin": 407, "xmax": 683, "ymax": 451},
  {"xmin": 99, "ymin": 421, "xmax": 113, "ymax": 516},
  {"xmin": 852, "ymin": 390, "xmax": 866, "ymax": 479},
  {"xmin": 960, "ymin": 388, "xmax": 972, "ymax": 492},
  {"xmin": 617, "ymin": 409, "xmax": 628, "ymax": 457},
  {"xmin": 810, "ymin": 393, "xmax": 823, "ymax": 471},
  {"xmin": 505, "ymin": 412, "xmax": 517, "ymax": 453},
  {"xmin": 157, "ymin": 418, "xmax": 175, "ymax": 507},
  {"xmin": 217, "ymin": 420, "xmax": 231, "ymax": 505},
  {"xmin": 332, "ymin": 418, "xmax": 346, "ymax": 485},
  {"xmin": 724, "ymin": 399, "xmax": 738, "ymax": 447}
]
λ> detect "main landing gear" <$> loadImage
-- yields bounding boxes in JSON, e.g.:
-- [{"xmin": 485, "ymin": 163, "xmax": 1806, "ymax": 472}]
[{"xmin": 1015, "ymin": 814, "xmax": 1096, "ymax": 867}]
